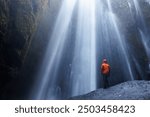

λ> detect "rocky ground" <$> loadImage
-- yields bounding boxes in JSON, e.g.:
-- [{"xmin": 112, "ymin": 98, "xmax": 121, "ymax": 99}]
[{"xmin": 70, "ymin": 80, "xmax": 150, "ymax": 100}]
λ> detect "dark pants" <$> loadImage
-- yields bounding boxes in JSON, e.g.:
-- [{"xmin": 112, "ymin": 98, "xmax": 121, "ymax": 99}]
[{"xmin": 103, "ymin": 74, "xmax": 109, "ymax": 89}]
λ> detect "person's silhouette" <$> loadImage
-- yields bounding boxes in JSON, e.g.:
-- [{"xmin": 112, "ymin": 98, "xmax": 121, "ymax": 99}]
[{"xmin": 101, "ymin": 59, "xmax": 110, "ymax": 88}]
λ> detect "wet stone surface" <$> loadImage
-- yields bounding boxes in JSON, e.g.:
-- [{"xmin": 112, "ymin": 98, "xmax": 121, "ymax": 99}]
[{"xmin": 70, "ymin": 80, "xmax": 150, "ymax": 100}]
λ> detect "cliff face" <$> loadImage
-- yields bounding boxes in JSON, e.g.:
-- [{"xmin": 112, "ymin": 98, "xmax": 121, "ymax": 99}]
[
  {"xmin": 0, "ymin": 0, "xmax": 49, "ymax": 66},
  {"xmin": 108, "ymin": 0, "xmax": 150, "ymax": 81},
  {"xmin": 0, "ymin": 0, "xmax": 50, "ymax": 98},
  {"xmin": 0, "ymin": 0, "xmax": 62, "ymax": 99}
]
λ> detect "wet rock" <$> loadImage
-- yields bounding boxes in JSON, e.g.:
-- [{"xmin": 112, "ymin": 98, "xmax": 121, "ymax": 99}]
[
  {"xmin": 0, "ymin": 0, "xmax": 49, "ymax": 99},
  {"xmin": 70, "ymin": 81, "xmax": 150, "ymax": 100},
  {"xmin": 0, "ymin": 0, "xmax": 63, "ymax": 99}
]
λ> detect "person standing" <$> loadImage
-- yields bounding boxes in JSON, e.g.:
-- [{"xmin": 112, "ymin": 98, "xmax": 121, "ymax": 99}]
[{"xmin": 101, "ymin": 59, "xmax": 110, "ymax": 88}]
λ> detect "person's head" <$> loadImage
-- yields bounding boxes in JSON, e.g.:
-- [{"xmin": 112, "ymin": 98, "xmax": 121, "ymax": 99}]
[{"xmin": 103, "ymin": 59, "xmax": 107, "ymax": 63}]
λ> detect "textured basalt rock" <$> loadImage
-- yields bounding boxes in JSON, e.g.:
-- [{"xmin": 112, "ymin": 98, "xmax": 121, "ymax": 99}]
[
  {"xmin": 0, "ymin": 0, "xmax": 62, "ymax": 99},
  {"xmin": 0, "ymin": 0, "xmax": 50, "ymax": 99}
]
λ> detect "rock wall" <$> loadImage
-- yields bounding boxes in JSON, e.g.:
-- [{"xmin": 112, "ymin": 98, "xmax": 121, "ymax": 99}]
[
  {"xmin": 0, "ymin": 0, "xmax": 62, "ymax": 99},
  {"xmin": 0, "ymin": 0, "xmax": 50, "ymax": 99},
  {"xmin": 17, "ymin": 0, "xmax": 62, "ymax": 99},
  {"xmin": 109, "ymin": 0, "xmax": 150, "ymax": 80}
]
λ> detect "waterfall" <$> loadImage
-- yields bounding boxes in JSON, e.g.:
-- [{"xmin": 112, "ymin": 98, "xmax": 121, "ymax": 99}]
[
  {"xmin": 132, "ymin": 0, "xmax": 150, "ymax": 63},
  {"xmin": 96, "ymin": 0, "xmax": 135, "ymax": 81},
  {"xmin": 32, "ymin": 0, "xmax": 77, "ymax": 99},
  {"xmin": 146, "ymin": 0, "xmax": 150, "ymax": 4},
  {"xmin": 30, "ymin": 0, "xmax": 150, "ymax": 100},
  {"xmin": 70, "ymin": 0, "xmax": 97, "ymax": 96}
]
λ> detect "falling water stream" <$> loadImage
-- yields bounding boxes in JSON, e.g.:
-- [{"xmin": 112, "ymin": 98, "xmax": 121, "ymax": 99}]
[
  {"xmin": 128, "ymin": 0, "xmax": 150, "ymax": 71},
  {"xmin": 131, "ymin": 0, "xmax": 150, "ymax": 63},
  {"xmin": 69, "ymin": 0, "xmax": 97, "ymax": 97},
  {"xmin": 31, "ymin": 0, "xmax": 150, "ymax": 99}
]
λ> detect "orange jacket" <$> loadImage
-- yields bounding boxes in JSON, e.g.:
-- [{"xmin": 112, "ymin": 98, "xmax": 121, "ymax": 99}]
[{"xmin": 101, "ymin": 63, "xmax": 110, "ymax": 75}]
